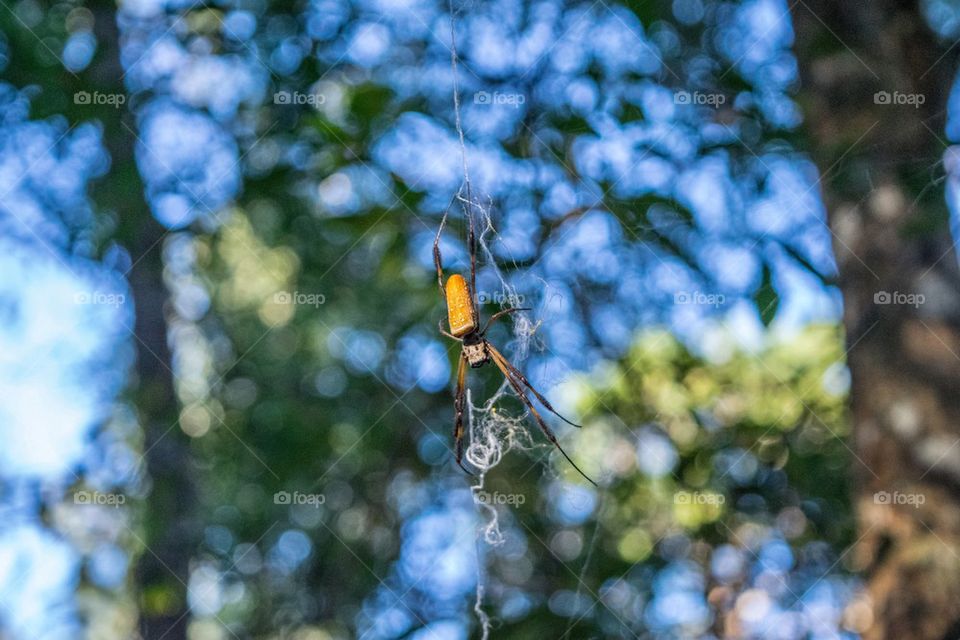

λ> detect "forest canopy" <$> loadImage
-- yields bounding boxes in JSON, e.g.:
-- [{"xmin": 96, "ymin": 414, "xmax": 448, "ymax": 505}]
[{"xmin": 0, "ymin": 0, "xmax": 958, "ymax": 639}]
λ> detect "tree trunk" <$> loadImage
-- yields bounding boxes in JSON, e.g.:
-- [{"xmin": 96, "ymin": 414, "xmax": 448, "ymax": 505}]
[
  {"xmin": 791, "ymin": 2, "xmax": 960, "ymax": 638},
  {"xmin": 86, "ymin": 3, "xmax": 195, "ymax": 638}
]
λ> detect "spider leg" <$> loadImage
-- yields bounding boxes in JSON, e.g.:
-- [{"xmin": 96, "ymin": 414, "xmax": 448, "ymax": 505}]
[
  {"xmin": 465, "ymin": 196, "xmax": 479, "ymax": 326},
  {"xmin": 487, "ymin": 343, "xmax": 583, "ymax": 429},
  {"xmin": 488, "ymin": 345, "xmax": 596, "ymax": 486},
  {"xmin": 453, "ymin": 351, "xmax": 473, "ymax": 476},
  {"xmin": 439, "ymin": 319, "xmax": 462, "ymax": 342},
  {"xmin": 480, "ymin": 307, "xmax": 532, "ymax": 336},
  {"xmin": 434, "ymin": 205, "xmax": 450, "ymax": 297}
]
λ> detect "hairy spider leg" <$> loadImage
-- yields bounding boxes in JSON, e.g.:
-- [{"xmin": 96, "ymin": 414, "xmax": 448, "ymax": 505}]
[
  {"xmin": 487, "ymin": 342, "xmax": 582, "ymax": 429},
  {"xmin": 453, "ymin": 352, "xmax": 472, "ymax": 475},
  {"xmin": 487, "ymin": 344, "xmax": 596, "ymax": 486},
  {"xmin": 480, "ymin": 307, "xmax": 531, "ymax": 335}
]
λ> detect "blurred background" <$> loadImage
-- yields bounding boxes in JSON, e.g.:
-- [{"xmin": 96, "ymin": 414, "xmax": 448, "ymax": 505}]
[{"xmin": 1, "ymin": 0, "xmax": 959, "ymax": 638}]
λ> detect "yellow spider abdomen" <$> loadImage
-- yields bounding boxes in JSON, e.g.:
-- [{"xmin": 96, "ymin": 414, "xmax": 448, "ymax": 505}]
[{"xmin": 445, "ymin": 274, "xmax": 476, "ymax": 337}]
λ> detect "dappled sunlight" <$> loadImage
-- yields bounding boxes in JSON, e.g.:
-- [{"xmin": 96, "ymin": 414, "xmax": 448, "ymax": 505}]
[{"xmin": 2, "ymin": 0, "xmax": 954, "ymax": 637}]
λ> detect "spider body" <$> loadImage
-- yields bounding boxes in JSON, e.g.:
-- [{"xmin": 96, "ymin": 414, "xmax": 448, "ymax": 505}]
[
  {"xmin": 460, "ymin": 331, "xmax": 490, "ymax": 368},
  {"xmin": 444, "ymin": 274, "xmax": 477, "ymax": 338},
  {"xmin": 445, "ymin": 274, "xmax": 491, "ymax": 367},
  {"xmin": 433, "ymin": 204, "xmax": 596, "ymax": 486}
]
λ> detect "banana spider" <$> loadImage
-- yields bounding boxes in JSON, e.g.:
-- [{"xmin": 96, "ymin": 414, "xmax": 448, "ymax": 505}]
[{"xmin": 433, "ymin": 204, "xmax": 595, "ymax": 486}]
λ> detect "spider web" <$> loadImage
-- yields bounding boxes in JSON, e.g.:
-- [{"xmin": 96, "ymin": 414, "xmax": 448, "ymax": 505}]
[
  {"xmin": 450, "ymin": 188, "xmax": 546, "ymax": 533},
  {"xmin": 454, "ymin": 171, "xmax": 541, "ymax": 640},
  {"xmin": 443, "ymin": 3, "xmax": 523, "ymax": 485},
  {"xmin": 443, "ymin": 4, "xmax": 595, "ymax": 638}
]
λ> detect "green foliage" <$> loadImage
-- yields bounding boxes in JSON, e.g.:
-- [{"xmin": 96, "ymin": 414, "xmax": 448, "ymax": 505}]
[
  {"xmin": 574, "ymin": 323, "xmax": 851, "ymax": 531},
  {"xmin": 174, "ymin": 190, "xmax": 855, "ymax": 636},
  {"xmin": 506, "ymin": 323, "xmax": 856, "ymax": 635},
  {"xmin": 0, "ymin": 0, "xmax": 859, "ymax": 636}
]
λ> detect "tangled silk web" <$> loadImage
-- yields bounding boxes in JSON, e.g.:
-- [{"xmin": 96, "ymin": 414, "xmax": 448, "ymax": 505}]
[
  {"xmin": 451, "ymin": 192, "xmax": 550, "ymax": 544},
  {"xmin": 444, "ymin": 5, "xmax": 597, "ymax": 638},
  {"xmin": 452, "ymin": 194, "xmax": 594, "ymax": 640},
  {"xmin": 443, "ymin": 2, "xmax": 560, "ymax": 543},
  {"xmin": 451, "ymin": 192, "xmax": 552, "ymax": 640}
]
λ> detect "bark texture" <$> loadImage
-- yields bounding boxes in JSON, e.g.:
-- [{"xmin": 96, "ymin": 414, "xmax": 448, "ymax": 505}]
[
  {"xmin": 791, "ymin": 2, "xmax": 960, "ymax": 639},
  {"xmin": 87, "ymin": 2, "xmax": 195, "ymax": 638}
]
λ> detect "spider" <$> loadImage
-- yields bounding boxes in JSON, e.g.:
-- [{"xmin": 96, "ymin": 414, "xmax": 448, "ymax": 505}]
[{"xmin": 433, "ymin": 203, "xmax": 596, "ymax": 486}]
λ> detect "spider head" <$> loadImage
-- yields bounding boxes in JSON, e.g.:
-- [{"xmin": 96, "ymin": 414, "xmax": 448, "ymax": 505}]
[{"xmin": 462, "ymin": 333, "xmax": 490, "ymax": 368}]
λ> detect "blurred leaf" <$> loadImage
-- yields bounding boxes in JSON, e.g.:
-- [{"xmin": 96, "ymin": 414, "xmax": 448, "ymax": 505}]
[{"xmin": 754, "ymin": 262, "xmax": 780, "ymax": 326}]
